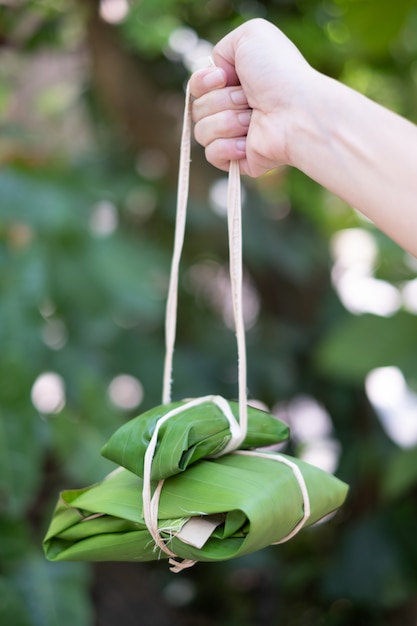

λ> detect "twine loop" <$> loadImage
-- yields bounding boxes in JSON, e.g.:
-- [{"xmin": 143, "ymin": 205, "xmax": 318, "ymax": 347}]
[{"xmin": 141, "ymin": 76, "xmax": 311, "ymax": 572}]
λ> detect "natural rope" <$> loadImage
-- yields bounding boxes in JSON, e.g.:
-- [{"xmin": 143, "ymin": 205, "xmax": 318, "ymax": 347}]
[
  {"xmin": 141, "ymin": 394, "xmax": 243, "ymax": 572},
  {"xmin": 144, "ymin": 76, "xmax": 249, "ymax": 571},
  {"xmin": 162, "ymin": 81, "xmax": 192, "ymax": 407},
  {"xmin": 161, "ymin": 84, "xmax": 248, "ymax": 443},
  {"xmin": 235, "ymin": 450, "xmax": 311, "ymax": 543},
  {"xmin": 142, "ymin": 75, "xmax": 310, "ymax": 572},
  {"xmin": 225, "ymin": 158, "xmax": 247, "ymax": 450}
]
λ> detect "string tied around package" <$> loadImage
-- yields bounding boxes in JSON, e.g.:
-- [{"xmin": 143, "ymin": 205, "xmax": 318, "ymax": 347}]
[{"xmin": 141, "ymin": 77, "xmax": 311, "ymax": 573}]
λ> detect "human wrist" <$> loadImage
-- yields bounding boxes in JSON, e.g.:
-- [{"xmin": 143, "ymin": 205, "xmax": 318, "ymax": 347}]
[{"xmin": 284, "ymin": 68, "xmax": 330, "ymax": 171}]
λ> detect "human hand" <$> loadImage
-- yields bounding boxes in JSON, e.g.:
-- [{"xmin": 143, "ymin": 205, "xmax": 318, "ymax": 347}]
[
  {"xmin": 191, "ymin": 20, "xmax": 417, "ymax": 257},
  {"xmin": 189, "ymin": 18, "xmax": 315, "ymax": 177}
]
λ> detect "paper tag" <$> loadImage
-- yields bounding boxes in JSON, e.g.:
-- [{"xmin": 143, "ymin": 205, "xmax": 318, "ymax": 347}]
[{"xmin": 175, "ymin": 515, "xmax": 225, "ymax": 549}]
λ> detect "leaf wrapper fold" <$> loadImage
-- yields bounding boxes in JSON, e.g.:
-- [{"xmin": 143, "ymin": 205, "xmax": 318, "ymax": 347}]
[
  {"xmin": 101, "ymin": 399, "xmax": 290, "ymax": 480},
  {"xmin": 44, "ymin": 453, "xmax": 347, "ymax": 563},
  {"xmin": 44, "ymin": 399, "xmax": 348, "ymax": 565}
]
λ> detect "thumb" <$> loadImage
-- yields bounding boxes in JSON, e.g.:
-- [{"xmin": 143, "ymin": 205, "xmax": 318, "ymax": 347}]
[{"xmin": 211, "ymin": 32, "xmax": 241, "ymax": 87}]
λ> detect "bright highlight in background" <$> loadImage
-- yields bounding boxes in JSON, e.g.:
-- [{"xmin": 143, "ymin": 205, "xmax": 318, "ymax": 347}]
[
  {"xmin": 365, "ymin": 367, "xmax": 417, "ymax": 448},
  {"xmin": 209, "ymin": 177, "xmax": 246, "ymax": 217},
  {"xmin": 331, "ymin": 228, "xmax": 401, "ymax": 316},
  {"xmin": 108, "ymin": 374, "xmax": 144, "ymax": 410},
  {"xmin": 402, "ymin": 278, "xmax": 417, "ymax": 314},
  {"xmin": 99, "ymin": 0, "xmax": 129, "ymax": 24},
  {"xmin": 31, "ymin": 372, "xmax": 66, "ymax": 414},
  {"xmin": 165, "ymin": 25, "xmax": 213, "ymax": 71},
  {"xmin": 274, "ymin": 395, "xmax": 341, "ymax": 474},
  {"xmin": 89, "ymin": 201, "xmax": 118, "ymax": 237}
]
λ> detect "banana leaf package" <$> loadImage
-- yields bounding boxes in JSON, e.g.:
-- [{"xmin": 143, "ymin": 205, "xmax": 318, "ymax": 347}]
[
  {"xmin": 43, "ymin": 82, "xmax": 348, "ymax": 572},
  {"xmin": 44, "ymin": 397, "xmax": 348, "ymax": 572}
]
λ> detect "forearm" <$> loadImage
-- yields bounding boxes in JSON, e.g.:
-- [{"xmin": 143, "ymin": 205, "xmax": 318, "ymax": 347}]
[{"xmin": 289, "ymin": 71, "xmax": 417, "ymax": 256}]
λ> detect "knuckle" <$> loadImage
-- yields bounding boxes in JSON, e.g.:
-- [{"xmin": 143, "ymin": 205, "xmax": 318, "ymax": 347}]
[
  {"xmin": 216, "ymin": 110, "xmax": 242, "ymax": 136},
  {"xmin": 188, "ymin": 69, "xmax": 208, "ymax": 98},
  {"xmin": 194, "ymin": 122, "xmax": 208, "ymax": 147},
  {"xmin": 204, "ymin": 141, "xmax": 222, "ymax": 167},
  {"xmin": 205, "ymin": 138, "xmax": 232, "ymax": 167}
]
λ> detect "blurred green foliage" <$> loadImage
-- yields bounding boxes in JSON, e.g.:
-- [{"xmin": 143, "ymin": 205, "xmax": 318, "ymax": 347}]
[{"xmin": 1, "ymin": 0, "xmax": 417, "ymax": 624}]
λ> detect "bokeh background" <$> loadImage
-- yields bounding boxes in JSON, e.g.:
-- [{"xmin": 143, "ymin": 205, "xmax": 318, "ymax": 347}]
[{"xmin": 1, "ymin": 1, "xmax": 417, "ymax": 624}]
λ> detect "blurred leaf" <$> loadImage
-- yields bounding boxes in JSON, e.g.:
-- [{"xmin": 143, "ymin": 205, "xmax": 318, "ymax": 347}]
[
  {"xmin": 87, "ymin": 234, "xmax": 167, "ymax": 322},
  {"xmin": 48, "ymin": 412, "xmax": 118, "ymax": 486},
  {"xmin": 373, "ymin": 230, "xmax": 416, "ymax": 283},
  {"xmin": 122, "ymin": 9, "xmax": 180, "ymax": 57},
  {"xmin": 0, "ymin": 576, "xmax": 31, "ymax": 626},
  {"xmin": 321, "ymin": 516, "xmax": 415, "ymax": 608},
  {"xmin": 0, "ymin": 410, "xmax": 43, "ymax": 517},
  {"xmin": 0, "ymin": 169, "xmax": 89, "ymax": 234},
  {"xmin": 0, "ymin": 518, "xmax": 31, "ymax": 562},
  {"xmin": 6, "ymin": 552, "xmax": 92, "ymax": 626},
  {"xmin": 341, "ymin": 0, "xmax": 415, "ymax": 56},
  {"xmin": 313, "ymin": 312, "xmax": 417, "ymax": 383},
  {"xmin": 243, "ymin": 195, "xmax": 328, "ymax": 284},
  {"xmin": 382, "ymin": 445, "xmax": 417, "ymax": 501},
  {"xmin": 45, "ymin": 371, "xmax": 126, "ymax": 485},
  {"xmin": 278, "ymin": 14, "xmax": 336, "ymax": 68}
]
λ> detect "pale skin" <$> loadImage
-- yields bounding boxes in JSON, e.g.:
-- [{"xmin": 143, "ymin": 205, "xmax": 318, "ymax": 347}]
[{"xmin": 189, "ymin": 18, "xmax": 417, "ymax": 257}]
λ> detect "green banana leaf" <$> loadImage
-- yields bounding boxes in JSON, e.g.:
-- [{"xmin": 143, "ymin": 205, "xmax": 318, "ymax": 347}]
[
  {"xmin": 44, "ymin": 453, "xmax": 347, "ymax": 564},
  {"xmin": 44, "ymin": 398, "xmax": 348, "ymax": 566},
  {"xmin": 101, "ymin": 398, "xmax": 290, "ymax": 479}
]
